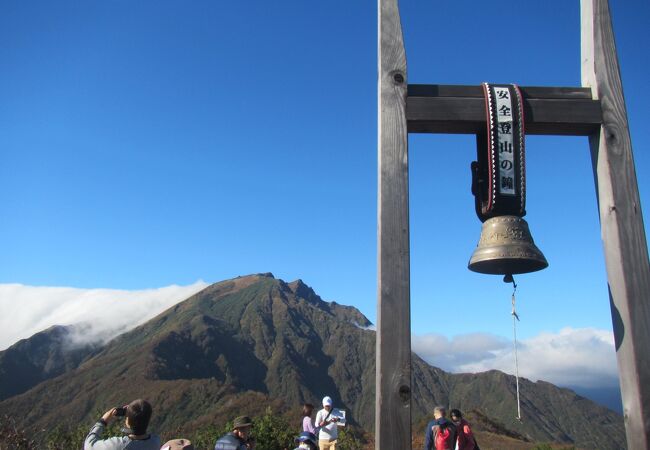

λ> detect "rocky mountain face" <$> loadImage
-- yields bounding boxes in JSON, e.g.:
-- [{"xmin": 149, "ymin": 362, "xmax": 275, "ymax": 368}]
[
  {"xmin": 0, "ymin": 274, "xmax": 625, "ymax": 448},
  {"xmin": 0, "ymin": 324, "xmax": 99, "ymax": 401}
]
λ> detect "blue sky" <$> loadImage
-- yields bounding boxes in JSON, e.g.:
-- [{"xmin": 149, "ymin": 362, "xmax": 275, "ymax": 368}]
[{"xmin": 1, "ymin": 1, "xmax": 648, "ymax": 394}]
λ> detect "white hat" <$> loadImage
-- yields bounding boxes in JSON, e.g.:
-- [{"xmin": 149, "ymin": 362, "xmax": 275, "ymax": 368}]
[
  {"xmin": 161, "ymin": 439, "xmax": 194, "ymax": 450},
  {"xmin": 322, "ymin": 396, "xmax": 333, "ymax": 407}
]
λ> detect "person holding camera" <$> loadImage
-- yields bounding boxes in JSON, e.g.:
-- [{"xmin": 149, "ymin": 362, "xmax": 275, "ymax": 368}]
[{"xmin": 84, "ymin": 398, "xmax": 160, "ymax": 450}]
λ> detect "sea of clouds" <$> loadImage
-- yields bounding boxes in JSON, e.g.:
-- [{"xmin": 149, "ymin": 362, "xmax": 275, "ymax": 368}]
[{"xmin": 0, "ymin": 281, "xmax": 208, "ymax": 350}]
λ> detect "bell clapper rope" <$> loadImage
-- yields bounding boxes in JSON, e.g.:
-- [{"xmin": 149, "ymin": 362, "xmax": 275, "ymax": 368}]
[{"xmin": 504, "ymin": 274, "xmax": 522, "ymax": 422}]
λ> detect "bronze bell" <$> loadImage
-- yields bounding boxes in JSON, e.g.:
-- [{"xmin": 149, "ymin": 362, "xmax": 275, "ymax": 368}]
[
  {"xmin": 468, "ymin": 84, "xmax": 549, "ymax": 276},
  {"xmin": 468, "ymin": 215, "xmax": 548, "ymax": 275}
]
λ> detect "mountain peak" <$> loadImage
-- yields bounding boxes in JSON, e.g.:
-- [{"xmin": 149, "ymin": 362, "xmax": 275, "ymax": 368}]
[
  {"xmin": 287, "ymin": 279, "xmax": 318, "ymax": 301},
  {"xmin": 250, "ymin": 272, "xmax": 275, "ymax": 278}
]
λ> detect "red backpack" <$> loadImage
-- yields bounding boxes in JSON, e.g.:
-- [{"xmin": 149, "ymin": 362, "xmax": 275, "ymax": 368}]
[{"xmin": 434, "ymin": 422, "xmax": 454, "ymax": 450}]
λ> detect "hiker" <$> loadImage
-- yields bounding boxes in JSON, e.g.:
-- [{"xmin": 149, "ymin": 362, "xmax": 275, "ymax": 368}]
[
  {"xmin": 424, "ymin": 406, "xmax": 457, "ymax": 450},
  {"xmin": 315, "ymin": 396, "xmax": 340, "ymax": 450},
  {"xmin": 450, "ymin": 409, "xmax": 477, "ymax": 450},
  {"xmin": 293, "ymin": 431, "xmax": 318, "ymax": 450},
  {"xmin": 84, "ymin": 399, "xmax": 161, "ymax": 450},
  {"xmin": 302, "ymin": 403, "xmax": 316, "ymax": 434},
  {"xmin": 161, "ymin": 439, "xmax": 194, "ymax": 450},
  {"xmin": 214, "ymin": 415, "xmax": 255, "ymax": 450}
]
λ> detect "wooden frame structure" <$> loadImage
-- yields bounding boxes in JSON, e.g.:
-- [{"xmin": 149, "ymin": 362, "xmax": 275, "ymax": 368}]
[{"xmin": 376, "ymin": 0, "xmax": 650, "ymax": 448}]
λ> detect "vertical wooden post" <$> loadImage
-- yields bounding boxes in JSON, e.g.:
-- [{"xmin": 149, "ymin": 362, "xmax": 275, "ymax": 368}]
[
  {"xmin": 581, "ymin": 0, "xmax": 650, "ymax": 447},
  {"xmin": 377, "ymin": 0, "xmax": 411, "ymax": 448}
]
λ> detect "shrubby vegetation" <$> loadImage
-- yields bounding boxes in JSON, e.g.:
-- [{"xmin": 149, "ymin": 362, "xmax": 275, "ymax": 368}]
[
  {"xmin": 0, "ymin": 414, "xmax": 36, "ymax": 450},
  {"xmin": 336, "ymin": 426, "xmax": 364, "ymax": 450},
  {"xmin": 44, "ymin": 420, "xmax": 123, "ymax": 450},
  {"xmin": 0, "ymin": 412, "xmax": 124, "ymax": 450}
]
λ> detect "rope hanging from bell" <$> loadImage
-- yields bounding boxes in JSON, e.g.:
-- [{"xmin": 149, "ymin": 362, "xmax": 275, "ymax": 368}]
[
  {"xmin": 468, "ymin": 83, "xmax": 548, "ymax": 276},
  {"xmin": 504, "ymin": 274, "xmax": 522, "ymax": 421}
]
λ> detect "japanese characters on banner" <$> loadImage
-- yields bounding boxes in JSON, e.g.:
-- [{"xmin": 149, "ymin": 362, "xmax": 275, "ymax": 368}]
[
  {"xmin": 493, "ymin": 86, "xmax": 516, "ymax": 196},
  {"xmin": 472, "ymin": 82, "xmax": 526, "ymax": 221}
]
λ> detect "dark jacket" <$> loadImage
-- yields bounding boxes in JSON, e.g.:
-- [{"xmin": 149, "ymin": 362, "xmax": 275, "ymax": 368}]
[{"xmin": 214, "ymin": 432, "xmax": 247, "ymax": 450}]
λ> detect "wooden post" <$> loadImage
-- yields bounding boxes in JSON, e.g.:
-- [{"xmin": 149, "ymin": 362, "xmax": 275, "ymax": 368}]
[
  {"xmin": 581, "ymin": 0, "xmax": 650, "ymax": 447},
  {"xmin": 377, "ymin": 0, "xmax": 411, "ymax": 448}
]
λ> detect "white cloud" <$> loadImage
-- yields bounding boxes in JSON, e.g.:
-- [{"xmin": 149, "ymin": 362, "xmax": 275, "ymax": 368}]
[
  {"xmin": 412, "ymin": 327, "xmax": 618, "ymax": 389},
  {"xmin": 0, "ymin": 281, "xmax": 209, "ymax": 350}
]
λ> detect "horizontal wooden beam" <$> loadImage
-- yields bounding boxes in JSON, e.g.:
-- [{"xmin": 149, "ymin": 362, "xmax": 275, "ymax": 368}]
[{"xmin": 407, "ymin": 84, "xmax": 602, "ymax": 135}]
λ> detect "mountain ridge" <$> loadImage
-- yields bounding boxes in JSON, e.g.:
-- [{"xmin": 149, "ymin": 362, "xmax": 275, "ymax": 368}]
[
  {"xmin": 0, "ymin": 324, "xmax": 99, "ymax": 401},
  {"xmin": 0, "ymin": 273, "xmax": 625, "ymax": 448}
]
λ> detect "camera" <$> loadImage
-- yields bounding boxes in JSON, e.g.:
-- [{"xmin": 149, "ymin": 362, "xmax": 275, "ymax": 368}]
[{"xmin": 114, "ymin": 407, "xmax": 126, "ymax": 417}]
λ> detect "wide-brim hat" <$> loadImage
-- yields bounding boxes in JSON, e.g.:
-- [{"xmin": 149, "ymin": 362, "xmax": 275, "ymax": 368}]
[
  {"xmin": 233, "ymin": 415, "xmax": 253, "ymax": 429},
  {"xmin": 161, "ymin": 438, "xmax": 194, "ymax": 450},
  {"xmin": 295, "ymin": 431, "xmax": 317, "ymax": 445}
]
